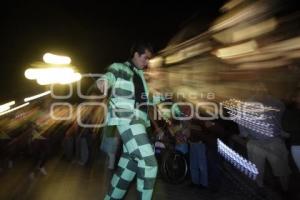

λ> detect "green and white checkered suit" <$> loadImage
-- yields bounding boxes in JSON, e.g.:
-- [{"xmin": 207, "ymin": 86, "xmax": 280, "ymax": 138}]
[{"xmin": 99, "ymin": 62, "xmax": 159, "ymax": 200}]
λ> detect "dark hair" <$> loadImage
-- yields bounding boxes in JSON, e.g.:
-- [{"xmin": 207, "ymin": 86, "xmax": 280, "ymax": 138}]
[{"xmin": 130, "ymin": 41, "xmax": 153, "ymax": 58}]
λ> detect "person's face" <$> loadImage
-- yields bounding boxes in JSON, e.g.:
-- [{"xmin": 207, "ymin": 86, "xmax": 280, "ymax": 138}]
[{"xmin": 133, "ymin": 49, "xmax": 152, "ymax": 69}]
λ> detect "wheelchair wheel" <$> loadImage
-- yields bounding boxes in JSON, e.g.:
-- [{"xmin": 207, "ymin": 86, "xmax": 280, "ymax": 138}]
[{"xmin": 160, "ymin": 150, "xmax": 188, "ymax": 184}]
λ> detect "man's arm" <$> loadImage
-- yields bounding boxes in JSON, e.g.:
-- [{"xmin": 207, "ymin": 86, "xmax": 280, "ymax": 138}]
[{"xmin": 96, "ymin": 63, "xmax": 119, "ymax": 92}]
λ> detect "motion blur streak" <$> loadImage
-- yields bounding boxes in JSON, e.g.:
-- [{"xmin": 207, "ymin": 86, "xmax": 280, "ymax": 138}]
[{"xmin": 148, "ymin": 0, "xmax": 300, "ymax": 114}]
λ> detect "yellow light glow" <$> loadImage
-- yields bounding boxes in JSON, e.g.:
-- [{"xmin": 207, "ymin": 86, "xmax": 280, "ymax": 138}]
[
  {"xmin": 43, "ymin": 53, "xmax": 71, "ymax": 65},
  {"xmin": 0, "ymin": 101, "xmax": 16, "ymax": 113},
  {"xmin": 36, "ymin": 69, "xmax": 80, "ymax": 85},
  {"xmin": 0, "ymin": 105, "xmax": 10, "ymax": 113},
  {"xmin": 220, "ymin": 0, "xmax": 244, "ymax": 12},
  {"xmin": 215, "ymin": 40, "xmax": 258, "ymax": 59},
  {"xmin": 149, "ymin": 57, "xmax": 164, "ymax": 68},
  {"xmin": 24, "ymin": 91, "xmax": 51, "ymax": 102},
  {"xmin": 37, "ymin": 78, "xmax": 51, "ymax": 85},
  {"xmin": 57, "ymin": 72, "xmax": 81, "ymax": 84},
  {"xmin": 0, "ymin": 103, "xmax": 30, "ymax": 117},
  {"xmin": 25, "ymin": 67, "xmax": 81, "ymax": 85},
  {"xmin": 261, "ymin": 36, "xmax": 300, "ymax": 53},
  {"xmin": 25, "ymin": 68, "xmax": 37, "ymax": 80},
  {"xmin": 210, "ymin": 1, "xmax": 269, "ymax": 32},
  {"xmin": 237, "ymin": 59, "xmax": 290, "ymax": 70},
  {"xmin": 213, "ymin": 18, "xmax": 278, "ymax": 44}
]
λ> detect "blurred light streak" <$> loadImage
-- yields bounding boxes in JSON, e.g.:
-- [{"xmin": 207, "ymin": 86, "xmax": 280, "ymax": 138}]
[
  {"xmin": 24, "ymin": 91, "xmax": 51, "ymax": 102},
  {"xmin": 218, "ymin": 138, "xmax": 259, "ymax": 180},
  {"xmin": 0, "ymin": 103, "xmax": 30, "ymax": 117},
  {"xmin": 223, "ymin": 52, "xmax": 282, "ymax": 64},
  {"xmin": 220, "ymin": 0, "xmax": 244, "ymax": 12},
  {"xmin": 215, "ymin": 40, "xmax": 258, "ymax": 59},
  {"xmin": 165, "ymin": 43, "xmax": 211, "ymax": 64},
  {"xmin": 25, "ymin": 68, "xmax": 37, "ymax": 80},
  {"xmin": 149, "ymin": 56, "xmax": 164, "ymax": 68},
  {"xmin": 236, "ymin": 59, "xmax": 290, "ymax": 70},
  {"xmin": 146, "ymin": 0, "xmax": 300, "ymax": 114},
  {"xmin": 210, "ymin": 1, "xmax": 270, "ymax": 32},
  {"xmin": 213, "ymin": 18, "xmax": 278, "ymax": 44},
  {"xmin": 25, "ymin": 67, "xmax": 74, "ymax": 80},
  {"xmin": 285, "ymin": 50, "xmax": 300, "ymax": 59},
  {"xmin": 261, "ymin": 36, "xmax": 300, "ymax": 53},
  {"xmin": 25, "ymin": 67, "xmax": 81, "ymax": 85},
  {"xmin": 222, "ymin": 99, "xmax": 277, "ymax": 137},
  {"xmin": 43, "ymin": 53, "xmax": 71, "ymax": 65},
  {"xmin": 0, "ymin": 101, "xmax": 15, "ymax": 113}
]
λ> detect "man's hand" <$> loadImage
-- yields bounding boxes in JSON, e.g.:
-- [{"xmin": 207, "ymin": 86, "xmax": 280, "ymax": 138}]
[{"xmin": 96, "ymin": 79, "xmax": 107, "ymax": 94}]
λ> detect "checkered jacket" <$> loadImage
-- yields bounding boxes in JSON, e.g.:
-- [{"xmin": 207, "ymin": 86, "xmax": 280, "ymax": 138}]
[{"xmin": 99, "ymin": 61, "xmax": 161, "ymax": 127}]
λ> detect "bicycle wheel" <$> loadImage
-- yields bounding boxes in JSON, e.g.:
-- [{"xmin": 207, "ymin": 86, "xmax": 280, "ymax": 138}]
[{"xmin": 160, "ymin": 150, "xmax": 188, "ymax": 184}]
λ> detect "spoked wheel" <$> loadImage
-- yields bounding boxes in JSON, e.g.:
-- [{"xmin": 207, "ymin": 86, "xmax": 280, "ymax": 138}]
[{"xmin": 160, "ymin": 150, "xmax": 188, "ymax": 184}]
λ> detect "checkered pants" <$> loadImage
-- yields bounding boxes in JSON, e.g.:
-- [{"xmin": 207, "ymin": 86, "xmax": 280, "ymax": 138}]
[{"xmin": 104, "ymin": 118, "xmax": 158, "ymax": 200}]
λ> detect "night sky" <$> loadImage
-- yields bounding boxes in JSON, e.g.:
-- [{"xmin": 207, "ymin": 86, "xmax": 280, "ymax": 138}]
[{"xmin": 0, "ymin": 0, "xmax": 225, "ymax": 102}]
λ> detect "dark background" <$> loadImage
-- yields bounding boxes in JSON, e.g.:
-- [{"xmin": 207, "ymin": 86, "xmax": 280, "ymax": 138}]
[{"xmin": 0, "ymin": 0, "xmax": 226, "ymax": 102}]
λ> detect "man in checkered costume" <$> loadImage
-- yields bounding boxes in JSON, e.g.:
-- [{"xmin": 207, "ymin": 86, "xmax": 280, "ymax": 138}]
[{"xmin": 97, "ymin": 42, "xmax": 160, "ymax": 200}]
